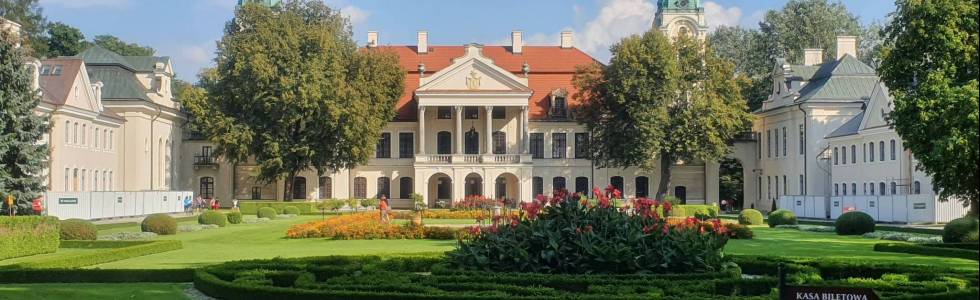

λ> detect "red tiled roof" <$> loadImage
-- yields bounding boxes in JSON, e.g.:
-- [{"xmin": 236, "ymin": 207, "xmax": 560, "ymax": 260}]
[{"xmin": 374, "ymin": 45, "xmax": 600, "ymax": 121}]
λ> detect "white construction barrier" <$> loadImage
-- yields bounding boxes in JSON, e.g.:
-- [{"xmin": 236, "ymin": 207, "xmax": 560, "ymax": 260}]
[
  {"xmin": 777, "ymin": 196, "xmax": 829, "ymax": 219},
  {"xmin": 42, "ymin": 191, "xmax": 194, "ymax": 220},
  {"xmin": 780, "ymin": 194, "xmax": 966, "ymax": 224}
]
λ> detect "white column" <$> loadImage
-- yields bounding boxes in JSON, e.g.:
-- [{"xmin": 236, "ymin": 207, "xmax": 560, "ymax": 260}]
[
  {"xmin": 484, "ymin": 106, "xmax": 493, "ymax": 154},
  {"xmin": 417, "ymin": 106, "xmax": 426, "ymax": 154},
  {"xmin": 454, "ymin": 106, "xmax": 463, "ymax": 154},
  {"xmin": 521, "ymin": 106, "xmax": 529, "ymax": 154}
]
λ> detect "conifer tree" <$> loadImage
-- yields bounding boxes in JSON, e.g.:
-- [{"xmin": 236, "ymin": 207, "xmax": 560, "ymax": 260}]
[{"xmin": 0, "ymin": 31, "xmax": 49, "ymax": 214}]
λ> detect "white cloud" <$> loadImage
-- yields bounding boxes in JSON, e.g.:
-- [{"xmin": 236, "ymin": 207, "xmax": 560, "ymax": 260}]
[
  {"xmin": 340, "ymin": 5, "xmax": 370, "ymax": 26},
  {"xmin": 166, "ymin": 42, "xmax": 216, "ymax": 81},
  {"xmin": 40, "ymin": 0, "xmax": 130, "ymax": 9},
  {"xmin": 576, "ymin": 0, "xmax": 657, "ymax": 57},
  {"xmin": 704, "ymin": 1, "xmax": 742, "ymax": 31}
]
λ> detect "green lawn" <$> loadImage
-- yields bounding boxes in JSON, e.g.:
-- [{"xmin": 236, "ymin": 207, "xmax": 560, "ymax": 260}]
[{"xmin": 0, "ymin": 283, "xmax": 190, "ymax": 300}]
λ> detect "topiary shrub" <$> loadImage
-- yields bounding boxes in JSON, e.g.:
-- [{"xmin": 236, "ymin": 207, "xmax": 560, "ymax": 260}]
[
  {"xmin": 738, "ymin": 209, "xmax": 764, "ymax": 225},
  {"xmin": 257, "ymin": 207, "xmax": 278, "ymax": 220},
  {"xmin": 767, "ymin": 209, "xmax": 798, "ymax": 228},
  {"xmin": 942, "ymin": 217, "xmax": 979, "ymax": 243},
  {"xmin": 141, "ymin": 214, "xmax": 177, "ymax": 235},
  {"xmin": 282, "ymin": 206, "xmax": 301, "ymax": 215},
  {"xmin": 227, "ymin": 211, "xmax": 243, "ymax": 224},
  {"xmin": 198, "ymin": 211, "xmax": 228, "ymax": 227},
  {"xmin": 724, "ymin": 223, "xmax": 754, "ymax": 239},
  {"xmin": 59, "ymin": 219, "xmax": 98, "ymax": 240},
  {"xmin": 835, "ymin": 211, "xmax": 875, "ymax": 235}
]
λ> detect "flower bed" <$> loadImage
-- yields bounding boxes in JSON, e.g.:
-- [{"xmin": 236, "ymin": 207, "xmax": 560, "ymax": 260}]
[
  {"xmin": 191, "ymin": 254, "xmax": 980, "ymax": 300},
  {"xmin": 285, "ymin": 213, "xmax": 462, "ymax": 240},
  {"xmin": 448, "ymin": 188, "xmax": 731, "ymax": 274}
]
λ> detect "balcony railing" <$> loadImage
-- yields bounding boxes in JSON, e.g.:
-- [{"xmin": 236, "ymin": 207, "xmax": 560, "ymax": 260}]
[
  {"xmin": 194, "ymin": 155, "xmax": 216, "ymax": 166},
  {"xmin": 415, "ymin": 154, "xmax": 530, "ymax": 165}
]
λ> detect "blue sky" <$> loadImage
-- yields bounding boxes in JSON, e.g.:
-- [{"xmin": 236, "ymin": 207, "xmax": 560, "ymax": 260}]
[{"xmin": 39, "ymin": 0, "xmax": 896, "ymax": 82}]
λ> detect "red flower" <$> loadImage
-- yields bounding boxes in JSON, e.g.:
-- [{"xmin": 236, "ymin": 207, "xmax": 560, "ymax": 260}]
[
  {"xmin": 510, "ymin": 218, "xmax": 519, "ymax": 228},
  {"xmin": 598, "ymin": 196, "xmax": 611, "ymax": 208},
  {"xmin": 584, "ymin": 224, "xmax": 593, "ymax": 232},
  {"xmin": 468, "ymin": 225, "xmax": 482, "ymax": 236},
  {"xmin": 521, "ymin": 201, "xmax": 542, "ymax": 220},
  {"xmin": 662, "ymin": 201, "xmax": 672, "ymax": 215}
]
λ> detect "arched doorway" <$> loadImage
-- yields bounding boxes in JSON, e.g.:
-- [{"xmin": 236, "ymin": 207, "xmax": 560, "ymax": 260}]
[
  {"xmin": 427, "ymin": 173, "xmax": 452, "ymax": 208},
  {"xmin": 292, "ymin": 177, "xmax": 307, "ymax": 200},
  {"xmin": 494, "ymin": 173, "xmax": 520, "ymax": 204},
  {"xmin": 719, "ymin": 157, "xmax": 744, "ymax": 210},
  {"xmin": 464, "ymin": 173, "xmax": 482, "ymax": 196}
]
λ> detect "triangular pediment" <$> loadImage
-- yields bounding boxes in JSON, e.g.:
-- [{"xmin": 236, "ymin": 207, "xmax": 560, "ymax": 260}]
[
  {"xmin": 417, "ymin": 44, "xmax": 530, "ymax": 93},
  {"xmin": 859, "ymin": 82, "xmax": 893, "ymax": 131}
]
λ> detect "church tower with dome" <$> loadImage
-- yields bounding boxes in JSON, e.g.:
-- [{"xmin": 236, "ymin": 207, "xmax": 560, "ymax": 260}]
[{"xmin": 654, "ymin": 0, "xmax": 708, "ymax": 39}]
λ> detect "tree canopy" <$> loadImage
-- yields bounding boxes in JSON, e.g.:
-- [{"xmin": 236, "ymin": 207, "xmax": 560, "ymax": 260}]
[
  {"xmin": 183, "ymin": 0, "xmax": 404, "ymax": 200},
  {"xmin": 45, "ymin": 21, "xmax": 85, "ymax": 57},
  {"xmin": 90, "ymin": 35, "xmax": 154, "ymax": 56},
  {"xmin": 0, "ymin": 0, "xmax": 46, "ymax": 57},
  {"xmin": 0, "ymin": 31, "xmax": 49, "ymax": 214},
  {"xmin": 878, "ymin": 0, "xmax": 978, "ymax": 215},
  {"xmin": 575, "ymin": 30, "xmax": 752, "ymax": 199}
]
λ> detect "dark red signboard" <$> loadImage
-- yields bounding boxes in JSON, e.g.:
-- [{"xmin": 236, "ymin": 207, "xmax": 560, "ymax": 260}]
[{"xmin": 781, "ymin": 286, "xmax": 880, "ymax": 300}]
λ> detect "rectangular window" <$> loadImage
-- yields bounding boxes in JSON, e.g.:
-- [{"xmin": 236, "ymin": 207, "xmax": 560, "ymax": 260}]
[
  {"xmin": 890, "ymin": 140, "xmax": 896, "ymax": 160},
  {"xmin": 767, "ymin": 130, "xmax": 772, "ymax": 158},
  {"xmin": 798, "ymin": 124, "xmax": 804, "ymax": 155},
  {"xmin": 552, "ymin": 133, "xmax": 567, "ymax": 159},
  {"xmin": 464, "ymin": 107, "xmax": 479, "ymax": 119},
  {"xmin": 774, "ymin": 128, "xmax": 780, "ymax": 158},
  {"xmin": 492, "ymin": 106, "xmax": 505, "ymax": 119},
  {"xmin": 252, "ymin": 187, "xmax": 262, "ymax": 200},
  {"xmin": 492, "ymin": 131, "xmax": 506, "ymax": 154},
  {"xmin": 767, "ymin": 176, "xmax": 772, "ymax": 200},
  {"xmin": 398, "ymin": 132, "xmax": 414, "ymax": 158},
  {"xmin": 879, "ymin": 141, "xmax": 885, "ymax": 161},
  {"xmin": 552, "ymin": 177, "xmax": 566, "ymax": 192},
  {"xmin": 532, "ymin": 177, "xmax": 543, "ymax": 197},
  {"xmin": 437, "ymin": 107, "xmax": 451, "ymax": 119},
  {"xmin": 574, "ymin": 133, "xmax": 589, "ymax": 159},
  {"xmin": 575, "ymin": 177, "xmax": 589, "ymax": 194},
  {"xmin": 376, "ymin": 133, "xmax": 391, "ymax": 158},
  {"xmin": 353, "ymin": 177, "xmax": 367, "ymax": 199},
  {"xmin": 783, "ymin": 175, "xmax": 787, "ymax": 195},
  {"xmin": 782, "ymin": 127, "xmax": 787, "ymax": 156},
  {"xmin": 530, "ymin": 133, "xmax": 544, "ymax": 158},
  {"xmin": 799, "ymin": 175, "xmax": 804, "ymax": 195},
  {"xmin": 851, "ymin": 145, "xmax": 856, "ymax": 164},
  {"xmin": 758, "ymin": 132, "xmax": 762, "ymax": 158}
]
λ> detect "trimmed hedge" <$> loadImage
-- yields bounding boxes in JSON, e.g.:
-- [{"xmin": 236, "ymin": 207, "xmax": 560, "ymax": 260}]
[
  {"xmin": 0, "ymin": 216, "xmax": 60, "ymax": 260},
  {"xmin": 943, "ymin": 217, "xmax": 979, "ymax": 243},
  {"xmin": 239, "ymin": 201, "xmax": 317, "ymax": 214},
  {"xmin": 767, "ymin": 209, "xmax": 797, "ymax": 228},
  {"xmin": 282, "ymin": 206, "xmax": 301, "ymax": 215},
  {"xmin": 0, "ymin": 268, "xmax": 194, "ymax": 283},
  {"xmin": 257, "ymin": 207, "xmax": 278, "ymax": 219},
  {"xmin": 6, "ymin": 240, "xmax": 182, "ymax": 269},
  {"xmin": 738, "ymin": 209, "xmax": 764, "ymax": 225},
  {"xmin": 675, "ymin": 204, "xmax": 719, "ymax": 219},
  {"xmin": 227, "ymin": 211, "xmax": 243, "ymax": 224},
  {"xmin": 141, "ymin": 213, "xmax": 177, "ymax": 235},
  {"xmin": 59, "ymin": 218, "xmax": 98, "ymax": 240},
  {"xmin": 835, "ymin": 211, "xmax": 875, "ymax": 235},
  {"xmin": 198, "ymin": 211, "xmax": 228, "ymax": 227},
  {"xmin": 873, "ymin": 242, "xmax": 979, "ymax": 261}
]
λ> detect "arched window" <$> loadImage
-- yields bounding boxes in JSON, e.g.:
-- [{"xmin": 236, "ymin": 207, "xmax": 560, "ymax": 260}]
[
  {"xmin": 890, "ymin": 139, "xmax": 896, "ymax": 160},
  {"xmin": 104, "ymin": 129, "xmax": 109, "ymax": 149},
  {"xmin": 879, "ymin": 182, "xmax": 887, "ymax": 196},
  {"xmin": 869, "ymin": 142, "xmax": 875, "ymax": 162},
  {"xmin": 869, "ymin": 182, "xmax": 875, "ymax": 195},
  {"xmin": 437, "ymin": 131, "xmax": 452, "ymax": 154},
  {"xmin": 94, "ymin": 127, "xmax": 100, "ymax": 149},
  {"xmin": 610, "ymin": 176, "xmax": 624, "ymax": 197},
  {"xmin": 199, "ymin": 177, "xmax": 214, "ymax": 199},
  {"xmin": 292, "ymin": 177, "xmax": 307, "ymax": 200},
  {"xmin": 93, "ymin": 171, "xmax": 99, "ymax": 191},
  {"xmin": 890, "ymin": 182, "xmax": 897, "ymax": 195},
  {"xmin": 64, "ymin": 121, "xmax": 70, "ymax": 143},
  {"xmin": 552, "ymin": 177, "xmax": 566, "ymax": 192},
  {"xmin": 492, "ymin": 131, "xmax": 506, "ymax": 154},
  {"xmin": 674, "ymin": 186, "xmax": 687, "ymax": 202},
  {"xmin": 102, "ymin": 170, "xmax": 107, "ymax": 191},
  {"xmin": 109, "ymin": 130, "xmax": 114, "ymax": 150},
  {"xmin": 879, "ymin": 141, "xmax": 885, "ymax": 161},
  {"xmin": 318, "ymin": 176, "xmax": 332, "ymax": 199},
  {"xmin": 913, "ymin": 181, "xmax": 921, "ymax": 194},
  {"xmin": 81, "ymin": 169, "xmax": 86, "ymax": 191},
  {"xmin": 464, "ymin": 128, "xmax": 479, "ymax": 154},
  {"xmin": 840, "ymin": 147, "xmax": 846, "ymax": 165},
  {"xmin": 73, "ymin": 122, "xmax": 79, "ymax": 144},
  {"xmin": 399, "ymin": 177, "xmax": 413, "ymax": 199},
  {"xmin": 851, "ymin": 145, "xmax": 856, "ymax": 164},
  {"xmin": 353, "ymin": 177, "xmax": 367, "ymax": 199},
  {"xmin": 64, "ymin": 168, "xmax": 70, "ymax": 191},
  {"xmin": 532, "ymin": 177, "xmax": 543, "ymax": 197},
  {"xmin": 834, "ymin": 183, "xmax": 839, "ymax": 196},
  {"xmin": 575, "ymin": 177, "xmax": 589, "ymax": 195},
  {"xmin": 635, "ymin": 176, "xmax": 649, "ymax": 198},
  {"xmin": 108, "ymin": 171, "xmax": 112, "ymax": 190},
  {"xmin": 833, "ymin": 147, "xmax": 839, "ymax": 165},
  {"xmin": 72, "ymin": 168, "xmax": 79, "ymax": 191},
  {"xmin": 377, "ymin": 177, "xmax": 390, "ymax": 198},
  {"xmin": 863, "ymin": 183, "xmax": 867, "ymax": 195},
  {"xmin": 81, "ymin": 124, "xmax": 87, "ymax": 145},
  {"xmin": 851, "ymin": 183, "xmax": 856, "ymax": 196},
  {"xmin": 783, "ymin": 175, "xmax": 787, "ymax": 195}
]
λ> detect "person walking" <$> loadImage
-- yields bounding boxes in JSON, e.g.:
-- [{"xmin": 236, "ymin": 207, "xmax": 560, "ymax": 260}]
[{"xmin": 379, "ymin": 195, "xmax": 390, "ymax": 224}]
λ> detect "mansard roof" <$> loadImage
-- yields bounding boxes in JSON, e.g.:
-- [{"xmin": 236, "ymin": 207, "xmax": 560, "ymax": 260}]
[
  {"xmin": 825, "ymin": 110, "xmax": 864, "ymax": 138},
  {"xmin": 796, "ymin": 55, "xmax": 878, "ymax": 102},
  {"xmin": 76, "ymin": 46, "xmax": 160, "ymax": 102},
  {"xmin": 373, "ymin": 45, "xmax": 600, "ymax": 121}
]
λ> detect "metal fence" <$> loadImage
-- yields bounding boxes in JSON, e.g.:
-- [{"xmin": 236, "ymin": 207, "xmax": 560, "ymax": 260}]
[{"xmin": 42, "ymin": 191, "xmax": 194, "ymax": 220}]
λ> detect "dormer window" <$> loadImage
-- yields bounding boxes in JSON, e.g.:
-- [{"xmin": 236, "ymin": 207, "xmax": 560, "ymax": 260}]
[
  {"xmin": 51, "ymin": 65, "xmax": 62, "ymax": 75},
  {"xmin": 549, "ymin": 88, "xmax": 569, "ymax": 119},
  {"xmin": 40, "ymin": 65, "xmax": 51, "ymax": 75}
]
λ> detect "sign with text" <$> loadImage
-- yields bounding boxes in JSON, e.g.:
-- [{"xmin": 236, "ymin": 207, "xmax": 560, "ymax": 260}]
[
  {"xmin": 58, "ymin": 198, "xmax": 78, "ymax": 204},
  {"xmin": 781, "ymin": 286, "xmax": 880, "ymax": 300}
]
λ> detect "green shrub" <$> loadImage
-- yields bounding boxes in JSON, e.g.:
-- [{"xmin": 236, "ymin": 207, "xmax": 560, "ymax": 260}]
[
  {"xmin": 257, "ymin": 207, "xmax": 278, "ymax": 219},
  {"xmin": 835, "ymin": 212, "xmax": 875, "ymax": 235},
  {"xmin": 767, "ymin": 209, "xmax": 797, "ymax": 228},
  {"xmin": 0, "ymin": 216, "xmax": 60, "ymax": 260},
  {"xmin": 0, "ymin": 268, "xmax": 194, "ymax": 283},
  {"xmin": 724, "ymin": 223, "xmax": 753, "ymax": 239},
  {"xmin": 318, "ymin": 200, "xmax": 346, "ymax": 211},
  {"xmin": 942, "ymin": 217, "xmax": 979, "ymax": 243},
  {"xmin": 873, "ymin": 243, "xmax": 979, "ymax": 261},
  {"xmin": 738, "ymin": 209, "xmax": 764, "ymax": 225},
  {"xmin": 238, "ymin": 201, "xmax": 317, "ymax": 214},
  {"xmin": 59, "ymin": 218, "xmax": 97, "ymax": 240},
  {"xmin": 423, "ymin": 226, "xmax": 461, "ymax": 240},
  {"xmin": 227, "ymin": 211, "xmax": 243, "ymax": 224},
  {"xmin": 282, "ymin": 206, "xmax": 301, "ymax": 215},
  {"xmin": 360, "ymin": 198, "xmax": 380, "ymax": 209},
  {"xmin": 668, "ymin": 205, "xmax": 686, "ymax": 217},
  {"xmin": 10, "ymin": 240, "xmax": 182, "ymax": 269},
  {"xmin": 198, "ymin": 211, "xmax": 228, "ymax": 227},
  {"xmin": 141, "ymin": 214, "xmax": 177, "ymax": 235}
]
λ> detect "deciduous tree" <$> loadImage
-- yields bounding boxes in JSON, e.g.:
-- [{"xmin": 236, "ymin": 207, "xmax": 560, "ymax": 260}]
[
  {"xmin": 878, "ymin": 0, "xmax": 978, "ymax": 215},
  {"xmin": 91, "ymin": 34, "xmax": 154, "ymax": 56},
  {"xmin": 0, "ymin": 0, "xmax": 47, "ymax": 57},
  {"xmin": 575, "ymin": 31, "xmax": 752, "ymax": 199},
  {"xmin": 45, "ymin": 22, "xmax": 85, "ymax": 57},
  {"xmin": 184, "ymin": 0, "xmax": 403, "ymax": 201}
]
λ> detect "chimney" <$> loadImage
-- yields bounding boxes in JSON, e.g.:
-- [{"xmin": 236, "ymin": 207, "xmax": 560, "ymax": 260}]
[
  {"xmin": 367, "ymin": 31, "xmax": 379, "ymax": 48},
  {"xmin": 417, "ymin": 31, "xmax": 428, "ymax": 54},
  {"xmin": 560, "ymin": 31, "xmax": 574, "ymax": 49},
  {"xmin": 511, "ymin": 31, "xmax": 523, "ymax": 54},
  {"xmin": 835, "ymin": 36, "xmax": 857, "ymax": 60},
  {"xmin": 1, "ymin": 17, "xmax": 23, "ymax": 48},
  {"xmin": 803, "ymin": 48, "xmax": 823, "ymax": 66}
]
